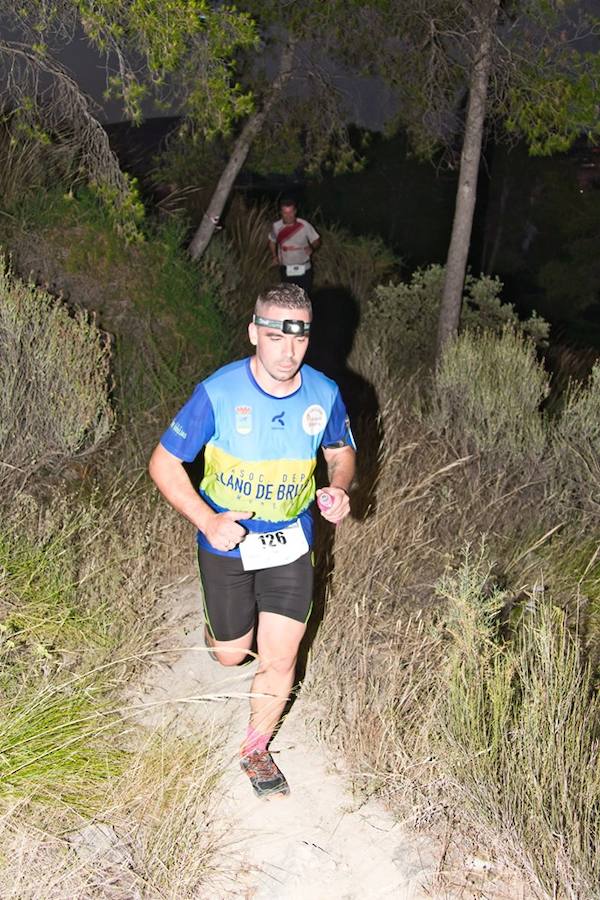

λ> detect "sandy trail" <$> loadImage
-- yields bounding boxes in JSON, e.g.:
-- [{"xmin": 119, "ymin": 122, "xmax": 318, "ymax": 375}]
[{"xmin": 132, "ymin": 575, "xmax": 442, "ymax": 898}]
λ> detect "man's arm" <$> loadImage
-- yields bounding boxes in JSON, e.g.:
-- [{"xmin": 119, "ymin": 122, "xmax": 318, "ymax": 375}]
[
  {"xmin": 268, "ymin": 238, "xmax": 279, "ymax": 266},
  {"xmin": 319, "ymin": 445, "xmax": 356, "ymax": 524},
  {"xmin": 148, "ymin": 444, "xmax": 250, "ymax": 551},
  {"xmin": 307, "ymin": 236, "xmax": 321, "ymax": 255}
]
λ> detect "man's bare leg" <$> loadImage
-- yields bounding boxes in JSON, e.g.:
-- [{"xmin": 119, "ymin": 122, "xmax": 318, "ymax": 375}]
[
  {"xmin": 208, "ymin": 627, "xmax": 254, "ymax": 667},
  {"xmin": 239, "ymin": 611, "xmax": 306, "ymax": 797},
  {"xmin": 250, "ymin": 611, "xmax": 306, "ymax": 735}
]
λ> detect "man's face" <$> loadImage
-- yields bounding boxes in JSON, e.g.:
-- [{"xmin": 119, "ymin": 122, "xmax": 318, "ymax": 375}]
[
  {"xmin": 248, "ymin": 304, "xmax": 310, "ymax": 385},
  {"xmin": 280, "ymin": 204, "xmax": 297, "ymax": 225}
]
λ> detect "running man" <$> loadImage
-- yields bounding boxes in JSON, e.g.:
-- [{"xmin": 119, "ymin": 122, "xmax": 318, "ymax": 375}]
[
  {"xmin": 148, "ymin": 283, "xmax": 355, "ymax": 799},
  {"xmin": 269, "ymin": 197, "xmax": 320, "ymax": 296}
]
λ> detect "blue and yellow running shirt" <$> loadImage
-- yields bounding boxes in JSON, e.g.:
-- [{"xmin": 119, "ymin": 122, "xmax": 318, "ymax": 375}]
[{"xmin": 159, "ymin": 358, "xmax": 356, "ymax": 556}]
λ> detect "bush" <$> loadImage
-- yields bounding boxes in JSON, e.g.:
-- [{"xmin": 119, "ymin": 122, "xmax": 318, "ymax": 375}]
[
  {"xmin": 427, "ymin": 327, "xmax": 549, "ymax": 467},
  {"xmin": 551, "ymin": 361, "xmax": 600, "ymax": 518},
  {"xmin": 0, "ymin": 256, "xmax": 114, "ymax": 482},
  {"xmin": 369, "ymin": 265, "xmax": 442, "ymax": 369},
  {"xmin": 370, "ymin": 265, "xmax": 549, "ymax": 371},
  {"xmin": 0, "ymin": 192, "xmax": 229, "ymax": 427}
]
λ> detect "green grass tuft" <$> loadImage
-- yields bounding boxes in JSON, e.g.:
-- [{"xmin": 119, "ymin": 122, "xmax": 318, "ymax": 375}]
[{"xmin": 0, "ymin": 679, "xmax": 123, "ymax": 810}]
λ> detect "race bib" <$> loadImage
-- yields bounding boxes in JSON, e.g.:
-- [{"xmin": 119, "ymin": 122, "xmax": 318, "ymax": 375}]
[
  {"xmin": 285, "ymin": 263, "xmax": 307, "ymax": 276},
  {"xmin": 239, "ymin": 521, "xmax": 309, "ymax": 571}
]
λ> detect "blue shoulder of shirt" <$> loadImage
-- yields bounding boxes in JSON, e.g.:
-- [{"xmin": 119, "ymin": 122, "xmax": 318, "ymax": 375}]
[
  {"xmin": 159, "ymin": 359, "xmax": 249, "ymax": 460},
  {"xmin": 159, "ymin": 382, "xmax": 213, "ymax": 462}
]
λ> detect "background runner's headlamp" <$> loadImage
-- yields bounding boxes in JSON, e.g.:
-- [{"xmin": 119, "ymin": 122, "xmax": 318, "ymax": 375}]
[{"xmin": 252, "ymin": 314, "xmax": 310, "ymax": 335}]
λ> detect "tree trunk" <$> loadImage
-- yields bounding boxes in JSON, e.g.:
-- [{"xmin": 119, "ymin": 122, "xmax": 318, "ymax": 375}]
[
  {"xmin": 188, "ymin": 42, "xmax": 295, "ymax": 261},
  {"xmin": 435, "ymin": 0, "xmax": 500, "ymax": 359}
]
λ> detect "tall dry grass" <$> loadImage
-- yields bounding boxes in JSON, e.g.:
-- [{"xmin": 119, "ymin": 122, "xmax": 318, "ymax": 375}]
[
  {"xmin": 550, "ymin": 361, "xmax": 600, "ymax": 518},
  {"xmin": 304, "ymin": 322, "xmax": 600, "ymax": 898},
  {"xmin": 0, "ymin": 726, "xmax": 227, "ymax": 898},
  {"xmin": 0, "ymin": 485, "xmax": 226, "ymax": 889},
  {"xmin": 7, "ymin": 183, "xmax": 600, "ymax": 895},
  {"xmin": 0, "ymin": 225, "xmax": 230, "ymax": 892},
  {"xmin": 434, "ymin": 550, "xmax": 600, "ymax": 897}
]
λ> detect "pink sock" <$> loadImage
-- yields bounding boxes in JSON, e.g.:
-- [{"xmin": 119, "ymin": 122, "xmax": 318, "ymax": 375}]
[{"xmin": 241, "ymin": 724, "xmax": 270, "ymax": 756}]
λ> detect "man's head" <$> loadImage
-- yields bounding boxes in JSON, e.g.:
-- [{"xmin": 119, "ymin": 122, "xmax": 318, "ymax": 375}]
[
  {"xmin": 249, "ymin": 284, "xmax": 312, "ymax": 387},
  {"xmin": 279, "ymin": 196, "xmax": 297, "ymax": 225},
  {"xmin": 254, "ymin": 283, "xmax": 312, "ymax": 320}
]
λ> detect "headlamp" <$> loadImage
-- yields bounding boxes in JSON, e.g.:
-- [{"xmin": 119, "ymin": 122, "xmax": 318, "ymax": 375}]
[{"xmin": 252, "ymin": 314, "xmax": 310, "ymax": 336}]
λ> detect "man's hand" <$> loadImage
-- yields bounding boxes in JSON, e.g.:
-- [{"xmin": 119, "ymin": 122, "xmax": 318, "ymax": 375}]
[
  {"xmin": 204, "ymin": 509, "xmax": 252, "ymax": 552},
  {"xmin": 316, "ymin": 487, "xmax": 350, "ymax": 525}
]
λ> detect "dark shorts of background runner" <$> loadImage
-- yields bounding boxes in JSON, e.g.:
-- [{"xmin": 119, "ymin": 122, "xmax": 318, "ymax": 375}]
[
  {"xmin": 198, "ymin": 549, "xmax": 314, "ymax": 642},
  {"xmin": 279, "ymin": 265, "xmax": 313, "ymax": 296}
]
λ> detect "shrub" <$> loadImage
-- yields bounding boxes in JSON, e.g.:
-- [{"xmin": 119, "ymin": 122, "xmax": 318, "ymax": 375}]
[
  {"xmin": 115, "ymin": 218, "xmax": 227, "ymax": 411},
  {"xmin": 184, "ymin": 200, "xmax": 274, "ymax": 355},
  {"xmin": 427, "ymin": 327, "xmax": 549, "ymax": 467},
  {"xmin": 197, "ymin": 233, "xmax": 242, "ymax": 309},
  {"xmin": 0, "ymin": 193, "xmax": 229, "ymax": 425},
  {"xmin": 369, "ymin": 265, "xmax": 442, "ymax": 369},
  {"xmin": 550, "ymin": 361, "xmax": 600, "ymax": 518},
  {"xmin": 370, "ymin": 265, "xmax": 549, "ymax": 371},
  {"xmin": 0, "ymin": 256, "xmax": 114, "ymax": 483}
]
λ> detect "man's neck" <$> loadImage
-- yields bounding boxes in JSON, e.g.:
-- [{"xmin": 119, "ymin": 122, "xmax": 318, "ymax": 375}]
[{"xmin": 250, "ymin": 357, "xmax": 301, "ymax": 397}]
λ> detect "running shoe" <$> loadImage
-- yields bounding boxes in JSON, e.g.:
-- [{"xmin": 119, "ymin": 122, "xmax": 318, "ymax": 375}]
[{"xmin": 240, "ymin": 750, "xmax": 290, "ymax": 798}]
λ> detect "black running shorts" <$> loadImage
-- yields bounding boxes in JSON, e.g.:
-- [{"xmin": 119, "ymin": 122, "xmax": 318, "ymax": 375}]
[{"xmin": 197, "ymin": 549, "xmax": 314, "ymax": 642}]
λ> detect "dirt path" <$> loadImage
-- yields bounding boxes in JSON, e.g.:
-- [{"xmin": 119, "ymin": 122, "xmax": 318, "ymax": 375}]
[{"xmin": 132, "ymin": 577, "xmax": 441, "ymax": 898}]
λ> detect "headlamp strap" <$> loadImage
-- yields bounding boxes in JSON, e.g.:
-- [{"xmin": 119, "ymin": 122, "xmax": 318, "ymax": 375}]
[{"xmin": 253, "ymin": 314, "xmax": 310, "ymax": 335}]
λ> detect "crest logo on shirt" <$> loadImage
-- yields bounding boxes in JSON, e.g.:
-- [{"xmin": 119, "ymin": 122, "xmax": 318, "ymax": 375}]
[
  {"xmin": 235, "ymin": 405, "xmax": 252, "ymax": 435},
  {"xmin": 302, "ymin": 404, "xmax": 327, "ymax": 435}
]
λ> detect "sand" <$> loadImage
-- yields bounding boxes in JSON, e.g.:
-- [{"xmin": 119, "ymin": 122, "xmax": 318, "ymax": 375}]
[{"xmin": 133, "ymin": 577, "xmax": 441, "ymax": 898}]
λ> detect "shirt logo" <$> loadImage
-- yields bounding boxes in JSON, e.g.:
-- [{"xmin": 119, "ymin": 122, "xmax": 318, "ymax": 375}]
[
  {"xmin": 235, "ymin": 405, "xmax": 252, "ymax": 435},
  {"xmin": 302, "ymin": 404, "xmax": 327, "ymax": 436},
  {"xmin": 170, "ymin": 420, "xmax": 187, "ymax": 439},
  {"xmin": 271, "ymin": 410, "xmax": 285, "ymax": 429}
]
